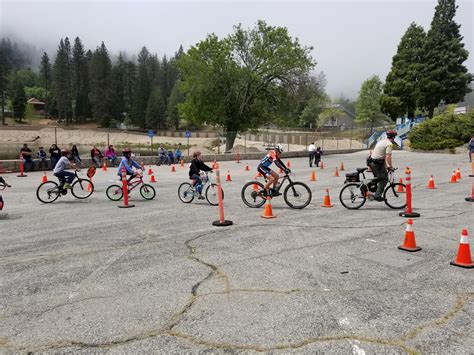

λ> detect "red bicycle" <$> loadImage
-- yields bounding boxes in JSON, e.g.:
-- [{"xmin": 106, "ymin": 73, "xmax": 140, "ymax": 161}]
[{"xmin": 106, "ymin": 173, "xmax": 156, "ymax": 201}]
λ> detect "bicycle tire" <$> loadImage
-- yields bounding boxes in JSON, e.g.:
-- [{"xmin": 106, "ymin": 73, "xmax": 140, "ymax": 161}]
[
  {"xmin": 140, "ymin": 184, "xmax": 156, "ymax": 200},
  {"xmin": 36, "ymin": 181, "xmax": 60, "ymax": 203},
  {"xmin": 178, "ymin": 182, "xmax": 194, "ymax": 203},
  {"xmin": 106, "ymin": 184, "xmax": 123, "ymax": 201},
  {"xmin": 384, "ymin": 183, "xmax": 406, "ymax": 209},
  {"xmin": 71, "ymin": 179, "xmax": 94, "ymax": 199},
  {"xmin": 241, "ymin": 181, "xmax": 266, "ymax": 208},
  {"xmin": 283, "ymin": 181, "xmax": 312, "ymax": 209},
  {"xmin": 205, "ymin": 183, "xmax": 223, "ymax": 206},
  {"xmin": 339, "ymin": 183, "xmax": 366, "ymax": 210}
]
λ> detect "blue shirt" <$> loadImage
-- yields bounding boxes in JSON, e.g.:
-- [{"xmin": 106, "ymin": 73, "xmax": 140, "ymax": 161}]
[{"xmin": 117, "ymin": 157, "xmax": 141, "ymax": 176}]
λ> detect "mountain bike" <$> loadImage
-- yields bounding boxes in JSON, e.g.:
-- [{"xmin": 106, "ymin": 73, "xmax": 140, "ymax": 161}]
[
  {"xmin": 241, "ymin": 172, "xmax": 312, "ymax": 209},
  {"xmin": 106, "ymin": 173, "xmax": 156, "ymax": 201},
  {"xmin": 36, "ymin": 170, "xmax": 94, "ymax": 203},
  {"xmin": 339, "ymin": 167, "xmax": 406, "ymax": 210},
  {"xmin": 178, "ymin": 171, "xmax": 223, "ymax": 206}
]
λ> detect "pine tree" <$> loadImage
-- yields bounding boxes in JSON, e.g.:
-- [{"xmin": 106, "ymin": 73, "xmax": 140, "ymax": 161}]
[
  {"xmin": 111, "ymin": 52, "xmax": 127, "ymax": 121},
  {"xmin": 64, "ymin": 37, "xmax": 73, "ymax": 123},
  {"xmin": 39, "ymin": 52, "xmax": 52, "ymax": 118},
  {"xmin": 131, "ymin": 47, "xmax": 151, "ymax": 128},
  {"xmin": 420, "ymin": 0, "xmax": 472, "ymax": 118},
  {"xmin": 90, "ymin": 42, "xmax": 113, "ymax": 127},
  {"xmin": 72, "ymin": 37, "xmax": 90, "ymax": 121},
  {"xmin": 146, "ymin": 86, "xmax": 166, "ymax": 129},
  {"xmin": 10, "ymin": 74, "xmax": 26, "ymax": 122},
  {"xmin": 167, "ymin": 79, "xmax": 185, "ymax": 130},
  {"xmin": 381, "ymin": 23, "xmax": 426, "ymax": 119},
  {"xmin": 0, "ymin": 49, "xmax": 10, "ymax": 125},
  {"xmin": 125, "ymin": 60, "xmax": 137, "ymax": 117},
  {"xmin": 53, "ymin": 39, "xmax": 71, "ymax": 124}
]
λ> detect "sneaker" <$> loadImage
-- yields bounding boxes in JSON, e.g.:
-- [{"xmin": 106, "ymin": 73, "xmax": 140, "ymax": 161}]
[
  {"xmin": 373, "ymin": 195, "xmax": 385, "ymax": 202},
  {"xmin": 198, "ymin": 195, "xmax": 205, "ymax": 200},
  {"xmin": 271, "ymin": 188, "xmax": 281, "ymax": 197},
  {"xmin": 64, "ymin": 183, "xmax": 72, "ymax": 189}
]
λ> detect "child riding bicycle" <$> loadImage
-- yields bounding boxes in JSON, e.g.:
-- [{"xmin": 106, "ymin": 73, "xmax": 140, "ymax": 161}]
[
  {"xmin": 257, "ymin": 143, "xmax": 290, "ymax": 197},
  {"xmin": 189, "ymin": 151, "xmax": 213, "ymax": 199},
  {"xmin": 117, "ymin": 148, "xmax": 143, "ymax": 182},
  {"xmin": 53, "ymin": 149, "xmax": 79, "ymax": 189}
]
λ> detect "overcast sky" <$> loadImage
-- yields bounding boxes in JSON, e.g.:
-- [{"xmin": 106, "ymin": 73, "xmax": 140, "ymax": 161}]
[{"xmin": 1, "ymin": 0, "xmax": 473, "ymax": 99}]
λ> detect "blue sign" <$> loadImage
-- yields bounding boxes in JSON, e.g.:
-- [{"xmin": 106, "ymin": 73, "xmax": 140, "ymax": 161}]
[
  {"xmin": 147, "ymin": 130, "xmax": 155, "ymax": 138},
  {"xmin": 185, "ymin": 131, "xmax": 191, "ymax": 138}
]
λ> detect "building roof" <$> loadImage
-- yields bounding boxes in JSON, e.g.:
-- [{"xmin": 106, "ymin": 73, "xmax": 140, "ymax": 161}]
[{"xmin": 27, "ymin": 98, "xmax": 45, "ymax": 105}]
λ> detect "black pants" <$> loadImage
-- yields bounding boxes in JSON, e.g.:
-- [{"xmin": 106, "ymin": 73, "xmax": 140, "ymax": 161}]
[
  {"xmin": 369, "ymin": 161, "xmax": 388, "ymax": 197},
  {"xmin": 309, "ymin": 152, "xmax": 315, "ymax": 167},
  {"xmin": 314, "ymin": 155, "xmax": 321, "ymax": 167}
]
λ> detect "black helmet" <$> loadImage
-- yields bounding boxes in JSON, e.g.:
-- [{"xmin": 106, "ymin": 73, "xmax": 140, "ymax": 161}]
[
  {"xmin": 122, "ymin": 148, "xmax": 132, "ymax": 155},
  {"xmin": 386, "ymin": 129, "xmax": 397, "ymax": 138}
]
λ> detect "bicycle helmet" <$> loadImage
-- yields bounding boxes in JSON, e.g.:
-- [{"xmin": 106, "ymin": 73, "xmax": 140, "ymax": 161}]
[
  {"xmin": 386, "ymin": 129, "xmax": 397, "ymax": 138},
  {"xmin": 193, "ymin": 151, "xmax": 202, "ymax": 158},
  {"xmin": 122, "ymin": 148, "xmax": 132, "ymax": 156},
  {"xmin": 275, "ymin": 143, "xmax": 284, "ymax": 153}
]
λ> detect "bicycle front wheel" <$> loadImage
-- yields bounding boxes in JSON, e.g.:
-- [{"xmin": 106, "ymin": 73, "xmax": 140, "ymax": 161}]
[
  {"xmin": 178, "ymin": 182, "xmax": 194, "ymax": 203},
  {"xmin": 241, "ymin": 181, "xmax": 266, "ymax": 208},
  {"xmin": 205, "ymin": 183, "xmax": 223, "ymax": 206},
  {"xmin": 339, "ymin": 183, "xmax": 366, "ymax": 210},
  {"xmin": 140, "ymin": 184, "xmax": 156, "ymax": 200},
  {"xmin": 283, "ymin": 182, "xmax": 312, "ymax": 209},
  {"xmin": 36, "ymin": 181, "xmax": 60, "ymax": 203},
  {"xmin": 384, "ymin": 183, "xmax": 406, "ymax": 209},
  {"xmin": 106, "ymin": 184, "xmax": 123, "ymax": 201},
  {"xmin": 71, "ymin": 179, "xmax": 94, "ymax": 199}
]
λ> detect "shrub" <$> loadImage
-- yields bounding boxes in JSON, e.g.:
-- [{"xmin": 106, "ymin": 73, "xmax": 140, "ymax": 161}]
[{"xmin": 408, "ymin": 112, "xmax": 474, "ymax": 150}]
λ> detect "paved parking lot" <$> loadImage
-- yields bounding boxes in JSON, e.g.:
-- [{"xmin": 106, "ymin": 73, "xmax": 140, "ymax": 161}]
[{"xmin": 1, "ymin": 150, "xmax": 473, "ymax": 353}]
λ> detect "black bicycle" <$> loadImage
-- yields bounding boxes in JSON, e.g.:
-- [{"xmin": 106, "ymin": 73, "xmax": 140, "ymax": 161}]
[
  {"xmin": 36, "ymin": 170, "xmax": 94, "ymax": 203},
  {"xmin": 241, "ymin": 173, "xmax": 312, "ymax": 209},
  {"xmin": 339, "ymin": 168, "xmax": 406, "ymax": 210}
]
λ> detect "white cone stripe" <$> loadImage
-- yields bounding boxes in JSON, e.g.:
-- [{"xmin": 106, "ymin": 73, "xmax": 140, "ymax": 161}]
[
  {"xmin": 406, "ymin": 224, "xmax": 413, "ymax": 232},
  {"xmin": 460, "ymin": 235, "xmax": 469, "ymax": 244}
]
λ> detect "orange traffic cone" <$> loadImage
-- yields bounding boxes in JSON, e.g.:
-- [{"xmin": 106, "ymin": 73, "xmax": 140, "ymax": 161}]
[
  {"xmin": 261, "ymin": 197, "xmax": 276, "ymax": 219},
  {"xmin": 180, "ymin": 159, "xmax": 184, "ymax": 167},
  {"xmin": 87, "ymin": 181, "xmax": 93, "ymax": 192},
  {"xmin": 450, "ymin": 170, "xmax": 457, "ymax": 183},
  {"xmin": 320, "ymin": 161, "xmax": 324, "ymax": 169},
  {"xmin": 226, "ymin": 170, "xmax": 232, "ymax": 181},
  {"xmin": 150, "ymin": 174, "xmax": 156, "ymax": 183},
  {"xmin": 257, "ymin": 171, "xmax": 262, "ymax": 178},
  {"xmin": 212, "ymin": 160, "xmax": 217, "ymax": 169},
  {"xmin": 398, "ymin": 219, "xmax": 421, "ymax": 252},
  {"xmin": 334, "ymin": 167, "xmax": 339, "ymax": 177},
  {"xmin": 397, "ymin": 178, "xmax": 405, "ymax": 193},
  {"xmin": 310, "ymin": 170, "xmax": 317, "ymax": 182},
  {"xmin": 456, "ymin": 167, "xmax": 462, "ymax": 180},
  {"xmin": 427, "ymin": 175, "xmax": 436, "ymax": 189},
  {"xmin": 245, "ymin": 163, "xmax": 250, "ymax": 171},
  {"xmin": 141, "ymin": 162, "xmax": 145, "ymax": 170},
  {"xmin": 450, "ymin": 229, "xmax": 473, "ymax": 268},
  {"xmin": 321, "ymin": 188, "xmax": 334, "ymax": 207},
  {"xmin": 340, "ymin": 162, "xmax": 345, "ymax": 171},
  {"xmin": 102, "ymin": 162, "xmax": 107, "ymax": 171},
  {"xmin": 41, "ymin": 172, "xmax": 48, "ymax": 183},
  {"xmin": 171, "ymin": 165, "xmax": 176, "ymax": 172},
  {"xmin": 148, "ymin": 166, "xmax": 153, "ymax": 175},
  {"xmin": 286, "ymin": 161, "xmax": 291, "ymax": 168}
]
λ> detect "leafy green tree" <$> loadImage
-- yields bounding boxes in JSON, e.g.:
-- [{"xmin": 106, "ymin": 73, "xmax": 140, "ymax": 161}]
[
  {"xmin": 167, "ymin": 79, "xmax": 185, "ymax": 129},
  {"xmin": 39, "ymin": 52, "xmax": 52, "ymax": 118},
  {"xmin": 355, "ymin": 75, "xmax": 385, "ymax": 133},
  {"xmin": 14, "ymin": 68, "xmax": 39, "ymax": 87},
  {"xmin": 178, "ymin": 20, "xmax": 315, "ymax": 150},
  {"xmin": 0, "ymin": 49, "xmax": 10, "ymax": 125},
  {"xmin": 420, "ymin": 0, "xmax": 472, "ymax": 118},
  {"xmin": 145, "ymin": 86, "xmax": 166, "ymax": 129},
  {"xmin": 381, "ymin": 23, "xmax": 426, "ymax": 119},
  {"xmin": 24, "ymin": 86, "xmax": 46, "ymax": 101},
  {"xmin": 318, "ymin": 106, "xmax": 344, "ymax": 128},
  {"xmin": 53, "ymin": 38, "xmax": 72, "ymax": 124},
  {"xmin": 89, "ymin": 42, "xmax": 113, "ymax": 127},
  {"xmin": 10, "ymin": 75, "xmax": 26, "ymax": 122}
]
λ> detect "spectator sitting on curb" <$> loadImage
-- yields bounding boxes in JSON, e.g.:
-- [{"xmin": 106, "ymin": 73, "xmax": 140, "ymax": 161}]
[
  {"xmin": 71, "ymin": 145, "xmax": 82, "ymax": 166},
  {"xmin": 20, "ymin": 143, "xmax": 34, "ymax": 171},
  {"xmin": 105, "ymin": 145, "xmax": 118, "ymax": 166},
  {"xmin": 37, "ymin": 147, "xmax": 47, "ymax": 170},
  {"xmin": 90, "ymin": 145, "xmax": 103, "ymax": 167},
  {"xmin": 49, "ymin": 144, "xmax": 61, "ymax": 169}
]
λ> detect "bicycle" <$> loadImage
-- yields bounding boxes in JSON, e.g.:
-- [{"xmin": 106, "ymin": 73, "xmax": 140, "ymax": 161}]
[
  {"xmin": 155, "ymin": 155, "xmax": 172, "ymax": 166},
  {"xmin": 106, "ymin": 173, "xmax": 156, "ymax": 201},
  {"xmin": 36, "ymin": 170, "xmax": 94, "ymax": 203},
  {"xmin": 339, "ymin": 168, "xmax": 406, "ymax": 210},
  {"xmin": 178, "ymin": 171, "xmax": 223, "ymax": 206},
  {"xmin": 241, "ymin": 172, "xmax": 312, "ymax": 209}
]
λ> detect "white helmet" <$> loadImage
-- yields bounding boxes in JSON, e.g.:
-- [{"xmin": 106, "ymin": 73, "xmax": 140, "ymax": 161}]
[{"xmin": 275, "ymin": 143, "xmax": 284, "ymax": 153}]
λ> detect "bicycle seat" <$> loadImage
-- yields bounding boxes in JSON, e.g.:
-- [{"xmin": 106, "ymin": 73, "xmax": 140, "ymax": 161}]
[{"xmin": 357, "ymin": 168, "xmax": 368, "ymax": 173}]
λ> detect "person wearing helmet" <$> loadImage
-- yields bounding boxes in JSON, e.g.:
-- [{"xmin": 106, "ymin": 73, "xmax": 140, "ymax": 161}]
[
  {"xmin": 53, "ymin": 149, "xmax": 78, "ymax": 189},
  {"xmin": 368, "ymin": 129, "xmax": 397, "ymax": 201},
  {"xmin": 189, "ymin": 151, "xmax": 213, "ymax": 199},
  {"xmin": 117, "ymin": 148, "xmax": 142, "ymax": 181},
  {"xmin": 258, "ymin": 143, "xmax": 290, "ymax": 197}
]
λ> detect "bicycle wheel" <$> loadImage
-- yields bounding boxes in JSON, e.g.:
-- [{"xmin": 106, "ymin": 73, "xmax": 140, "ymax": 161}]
[
  {"xmin": 384, "ymin": 183, "xmax": 406, "ymax": 209},
  {"xmin": 241, "ymin": 181, "xmax": 266, "ymax": 208},
  {"xmin": 106, "ymin": 184, "xmax": 123, "ymax": 201},
  {"xmin": 283, "ymin": 182, "xmax": 312, "ymax": 209},
  {"xmin": 205, "ymin": 183, "xmax": 223, "ymax": 206},
  {"xmin": 71, "ymin": 179, "xmax": 94, "ymax": 199},
  {"xmin": 36, "ymin": 181, "xmax": 60, "ymax": 203},
  {"xmin": 140, "ymin": 184, "xmax": 156, "ymax": 200},
  {"xmin": 339, "ymin": 183, "xmax": 366, "ymax": 210},
  {"xmin": 178, "ymin": 182, "xmax": 194, "ymax": 203}
]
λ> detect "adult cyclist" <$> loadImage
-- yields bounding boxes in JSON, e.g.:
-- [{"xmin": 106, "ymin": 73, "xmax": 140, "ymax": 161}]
[
  {"xmin": 117, "ymin": 148, "xmax": 142, "ymax": 182},
  {"xmin": 258, "ymin": 143, "xmax": 290, "ymax": 197}
]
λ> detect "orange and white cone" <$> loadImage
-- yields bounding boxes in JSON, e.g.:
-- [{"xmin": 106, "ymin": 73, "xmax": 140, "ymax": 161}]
[
  {"xmin": 310, "ymin": 170, "xmax": 317, "ymax": 182},
  {"xmin": 102, "ymin": 162, "xmax": 107, "ymax": 171},
  {"xmin": 87, "ymin": 181, "xmax": 93, "ymax": 192},
  {"xmin": 41, "ymin": 172, "xmax": 48, "ymax": 183},
  {"xmin": 456, "ymin": 167, "xmax": 462, "ymax": 180},
  {"xmin": 148, "ymin": 166, "xmax": 153, "ymax": 175},
  {"xmin": 320, "ymin": 161, "xmax": 324, "ymax": 169},
  {"xmin": 321, "ymin": 188, "xmax": 334, "ymax": 207},
  {"xmin": 150, "ymin": 174, "xmax": 156, "ymax": 183},
  {"xmin": 397, "ymin": 178, "xmax": 405, "ymax": 193},
  {"xmin": 450, "ymin": 229, "xmax": 473, "ymax": 268},
  {"xmin": 261, "ymin": 196, "xmax": 276, "ymax": 219},
  {"xmin": 226, "ymin": 170, "xmax": 232, "ymax": 181},
  {"xmin": 171, "ymin": 165, "xmax": 176, "ymax": 172},
  {"xmin": 340, "ymin": 162, "xmax": 345, "ymax": 171},
  {"xmin": 286, "ymin": 161, "xmax": 291, "ymax": 168},
  {"xmin": 427, "ymin": 175, "xmax": 436, "ymax": 189},
  {"xmin": 398, "ymin": 219, "xmax": 421, "ymax": 252},
  {"xmin": 450, "ymin": 170, "xmax": 457, "ymax": 183},
  {"xmin": 245, "ymin": 163, "xmax": 249, "ymax": 171},
  {"xmin": 334, "ymin": 167, "xmax": 339, "ymax": 177}
]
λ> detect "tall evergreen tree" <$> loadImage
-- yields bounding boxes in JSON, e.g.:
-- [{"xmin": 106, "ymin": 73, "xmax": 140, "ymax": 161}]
[
  {"xmin": 125, "ymin": 60, "xmax": 137, "ymax": 116},
  {"xmin": 420, "ymin": 0, "xmax": 471, "ymax": 118},
  {"xmin": 111, "ymin": 52, "xmax": 128, "ymax": 121},
  {"xmin": 90, "ymin": 42, "xmax": 113, "ymax": 127},
  {"xmin": 381, "ymin": 23, "xmax": 426, "ymax": 119},
  {"xmin": 0, "ymin": 49, "xmax": 10, "ymax": 125},
  {"xmin": 146, "ymin": 86, "xmax": 166, "ymax": 129},
  {"xmin": 10, "ymin": 74, "xmax": 26, "ymax": 122},
  {"xmin": 131, "ymin": 47, "xmax": 151, "ymax": 128},
  {"xmin": 167, "ymin": 79, "xmax": 185, "ymax": 130},
  {"xmin": 53, "ymin": 38, "xmax": 71, "ymax": 124},
  {"xmin": 39, "ymin": 52, "xmax": 52, "ymax": 118},
  {"xmin": 64, "ymin": 37, "xmax": 73, "ymax": 123},
  {"xmin": 72, "ymin": 37, "xmax": 90, "ymax": 121}
]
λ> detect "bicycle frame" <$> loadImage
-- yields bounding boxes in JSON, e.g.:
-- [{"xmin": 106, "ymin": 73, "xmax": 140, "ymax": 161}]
[
  {"xmin": 126, "ymin": 175, "xmax": 145, "ymax": 192},
  {"xmin": 262, "ymin": 173, "xmax": 294, "ymax": 192}
]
